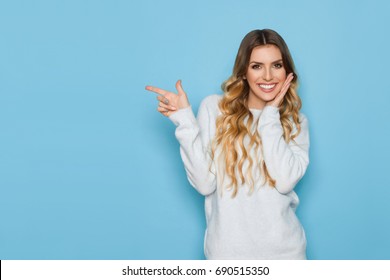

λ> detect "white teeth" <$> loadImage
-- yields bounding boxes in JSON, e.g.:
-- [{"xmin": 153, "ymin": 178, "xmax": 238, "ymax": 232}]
[{"xmin": 259, "ymin": 84, "xmax": 276, "ymax": 89}]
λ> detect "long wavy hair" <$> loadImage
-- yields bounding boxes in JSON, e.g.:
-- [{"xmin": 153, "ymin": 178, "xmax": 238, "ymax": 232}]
[{"xmin": 211, "ymin": 29, "xmax": 302, "ymax": 197}]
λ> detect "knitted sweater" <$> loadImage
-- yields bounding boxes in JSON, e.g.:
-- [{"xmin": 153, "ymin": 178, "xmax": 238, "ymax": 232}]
[{"xmin": 169, "ymin": 94, "xmax": 310, "ymax": 259}]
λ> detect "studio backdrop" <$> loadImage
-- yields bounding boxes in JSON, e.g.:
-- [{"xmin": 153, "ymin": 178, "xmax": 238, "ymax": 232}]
[{"xmin": 1, "ymin": 0, "xmax": 389, "ymax": 259}]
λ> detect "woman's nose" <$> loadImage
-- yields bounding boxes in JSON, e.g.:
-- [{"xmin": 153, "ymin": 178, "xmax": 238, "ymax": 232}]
[{"xmin": 263, "ymin": 68, "xmax": 273, "ymax": 81}]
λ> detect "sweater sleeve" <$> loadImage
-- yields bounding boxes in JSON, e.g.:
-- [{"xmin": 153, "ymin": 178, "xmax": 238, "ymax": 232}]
[
  {"xmin": 168, "ymin": 100, "xmax": 217, "ymax": 196},
  {"xmin": 258, "ymin": 106, "xmax": 310, "ymax": 194}
]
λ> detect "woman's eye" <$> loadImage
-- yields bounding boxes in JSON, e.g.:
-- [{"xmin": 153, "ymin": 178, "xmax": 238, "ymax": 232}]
[
  {"xmin": 274, "ymin": 63, "xmax": 283, "ymax": 69},
  {"xmin": 251, "ymin": 64, "xmax": 260, "ymax": 69}
]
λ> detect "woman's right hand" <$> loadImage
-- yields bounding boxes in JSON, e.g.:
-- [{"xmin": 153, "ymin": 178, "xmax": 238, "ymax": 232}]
[{"xmin": 145, "ymin": 80, "xmax": 190, "ymax": 117}]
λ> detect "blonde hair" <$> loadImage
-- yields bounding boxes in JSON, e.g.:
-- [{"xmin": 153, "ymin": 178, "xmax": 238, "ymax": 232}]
[{"xmin": 211, "ymin": 29, "xmax": 302, "ymax": 197}]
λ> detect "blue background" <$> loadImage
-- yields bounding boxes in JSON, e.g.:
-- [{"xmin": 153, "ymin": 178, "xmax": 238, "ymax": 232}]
[{"xmin": 1, "ymin": 0, "xmax": 389, "ymax": 260}]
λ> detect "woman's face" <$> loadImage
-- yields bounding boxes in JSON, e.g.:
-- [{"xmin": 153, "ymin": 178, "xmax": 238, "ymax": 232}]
[{"xmin": 245, "ymin": 44, "xmax": 287, "ymax": 109}]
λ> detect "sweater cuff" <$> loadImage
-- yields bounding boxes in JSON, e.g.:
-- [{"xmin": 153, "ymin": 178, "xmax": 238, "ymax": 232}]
[
  {"xmin": 169, "ymin": 106, "xmax": 197, "ymax": 127},
  {"xmin": 258, "ymin": 106, "xmax": 282, "ymax": 130},
  {"xmin": 262, "ymin": 105, "xmax": 280, "ymax": 117}
]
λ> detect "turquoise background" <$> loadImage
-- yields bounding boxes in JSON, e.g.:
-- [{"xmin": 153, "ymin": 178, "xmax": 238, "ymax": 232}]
[{"xmin": 1, "ymin": 0, "xmax": 389, "ymax": 259}]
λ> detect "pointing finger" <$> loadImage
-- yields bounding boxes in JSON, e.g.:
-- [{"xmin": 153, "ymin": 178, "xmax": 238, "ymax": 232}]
[{"xmin": 145, "ymin": 85, "xmax": 169, "ymax": 96}]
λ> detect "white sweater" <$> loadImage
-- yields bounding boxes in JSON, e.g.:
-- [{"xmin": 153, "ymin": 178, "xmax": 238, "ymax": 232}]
[{"xmin": 169, "ymin": 94, "xmax": 310, "ymax": 260}]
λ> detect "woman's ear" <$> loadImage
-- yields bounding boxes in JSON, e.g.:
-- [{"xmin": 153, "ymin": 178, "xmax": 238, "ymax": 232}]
[{"xmin": 243, "ymin": 75, "xmax": 247, "ymax": 80}]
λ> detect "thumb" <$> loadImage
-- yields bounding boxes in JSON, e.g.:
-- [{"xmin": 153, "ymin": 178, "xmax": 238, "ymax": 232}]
[{"xmin": 175, "ymin": 80, "xmax": 186, "ymax": 96}]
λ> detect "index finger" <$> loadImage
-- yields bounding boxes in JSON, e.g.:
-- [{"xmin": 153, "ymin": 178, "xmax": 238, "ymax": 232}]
[
  {"xmin": 145, "ymin": 85, "xmax": 169, "ymax": 96},
  {"xmin": 287, "ymin": 72, "xmax": 294, "ymax": 83},
  {"xmin": 281, "ymin": 73, "xmax": 294, "ymax": 92}
]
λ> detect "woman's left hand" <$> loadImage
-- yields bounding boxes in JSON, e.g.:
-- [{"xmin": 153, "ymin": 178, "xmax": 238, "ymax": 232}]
[{"xmin": 266, "ymin": 73, "xmax": 294, "ymax": 108}]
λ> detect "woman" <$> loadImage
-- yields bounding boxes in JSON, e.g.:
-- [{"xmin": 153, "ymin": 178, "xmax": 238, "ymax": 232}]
[{"xmin": 146, "ymin": 29, "xmax": 309, "ymax": 259}]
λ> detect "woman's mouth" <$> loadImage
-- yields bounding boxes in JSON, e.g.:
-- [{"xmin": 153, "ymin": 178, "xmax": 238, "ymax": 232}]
[{"xmin": 257, "ymin": 83, "xmax": 277, "ymax": 93}]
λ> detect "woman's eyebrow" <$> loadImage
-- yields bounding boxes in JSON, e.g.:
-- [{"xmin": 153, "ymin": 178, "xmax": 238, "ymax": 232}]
[{"xmin": 249, "ymin": 59, "xmax": 283, "ymax": 64}]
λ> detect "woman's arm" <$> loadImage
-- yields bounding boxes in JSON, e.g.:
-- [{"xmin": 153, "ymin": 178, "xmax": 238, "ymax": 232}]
[
  {"xmin": 258, "ymin": 106, "xmax": 310, "ymax": 194},
  {"xmin": 169, "ymin": 99, "xmax": 217, "ymax": 196},
  {"xmin": 146, "ymin": 82, "xmax": 217, "ymax": 196}
]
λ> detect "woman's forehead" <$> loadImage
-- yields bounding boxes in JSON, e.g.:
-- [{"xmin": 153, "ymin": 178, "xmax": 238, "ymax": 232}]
[{"xmin": 249, "ymin": 45, "xmax": 282, "ymax": 63}]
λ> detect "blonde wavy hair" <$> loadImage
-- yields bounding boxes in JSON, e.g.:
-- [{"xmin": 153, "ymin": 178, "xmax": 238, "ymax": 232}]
[{"xmin": 211, "ymin": 29, "xmax": 302, "ymax": 197}]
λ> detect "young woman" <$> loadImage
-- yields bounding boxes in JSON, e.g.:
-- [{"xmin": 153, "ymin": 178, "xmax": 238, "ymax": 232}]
[{"xmin": 146, "ymin": 29, "xmax": 309, "ymax": 260}]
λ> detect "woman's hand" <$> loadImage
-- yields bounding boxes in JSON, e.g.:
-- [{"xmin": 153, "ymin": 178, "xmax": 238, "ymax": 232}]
[
  {"xmin": 266, "ymin": 73, "xmax": 294, "ymax": 108},
  {"xmin": 145, "ymin": 80, "xmax": 190, "ymax": 117}
]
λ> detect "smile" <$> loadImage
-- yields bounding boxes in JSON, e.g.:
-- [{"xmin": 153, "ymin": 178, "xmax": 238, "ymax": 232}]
[{"xmin": 258, "ymin": 83, "xmax": 276, "ymax": 89}]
